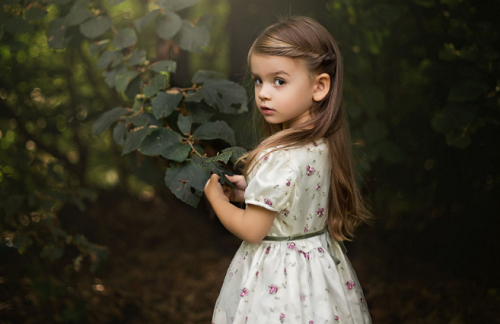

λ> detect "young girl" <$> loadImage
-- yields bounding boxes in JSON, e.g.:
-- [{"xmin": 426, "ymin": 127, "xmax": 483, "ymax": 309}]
[{"xmin": 204, "ymin": 16, "xmax": 372, "ymax": 324}]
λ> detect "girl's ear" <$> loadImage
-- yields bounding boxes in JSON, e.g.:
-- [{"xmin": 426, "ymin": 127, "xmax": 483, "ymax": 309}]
[{"xmin": 312, "ymin": 73, "xmax": 331, "ymax": 102}]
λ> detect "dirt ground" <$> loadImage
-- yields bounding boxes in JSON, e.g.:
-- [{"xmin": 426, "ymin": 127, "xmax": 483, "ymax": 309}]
[{"xmin": 82, "ymin": 191, "xmax": 499, "ymax": 324}]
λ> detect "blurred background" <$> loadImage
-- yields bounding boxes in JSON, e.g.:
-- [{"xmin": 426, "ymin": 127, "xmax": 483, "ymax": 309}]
[{"xmin": 1, "ymin": 0, "xmax": 499, "ymax": 323}]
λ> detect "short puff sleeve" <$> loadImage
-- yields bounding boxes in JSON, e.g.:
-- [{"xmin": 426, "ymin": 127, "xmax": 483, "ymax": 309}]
[{"xmin": 244, "ymin": 149, "xmax": 297, "ymax": 213}]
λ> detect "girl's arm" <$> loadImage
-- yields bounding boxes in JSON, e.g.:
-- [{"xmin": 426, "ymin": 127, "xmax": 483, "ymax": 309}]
[{"xmin": 205, "ymin": 174, "xmax": 276, "ymax": 243}]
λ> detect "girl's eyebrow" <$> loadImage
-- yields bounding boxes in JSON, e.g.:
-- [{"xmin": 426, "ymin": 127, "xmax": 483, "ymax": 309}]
[{"xmin": 251, "ymin": 70, "xmax": 291, "ymax": 77}]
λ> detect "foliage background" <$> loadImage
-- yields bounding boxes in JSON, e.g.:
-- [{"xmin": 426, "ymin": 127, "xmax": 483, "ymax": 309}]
[{"xmin": 1, "ymin": 0, "xmax": 499, "ymax": 323}]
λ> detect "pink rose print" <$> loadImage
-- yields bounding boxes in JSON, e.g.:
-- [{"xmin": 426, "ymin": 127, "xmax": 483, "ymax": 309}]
[
  {"xmin": 288, "ymin": 242, "xmax": 296, "ymax": 250},
  {"xmin": 256, "ymin": 271, "xmax": 259, "ymax": 277},
  {"xmin": 264, "ymin": 198, "xmax": 273, "ymax": 206},
  {"xmin": 280, "ymin": 313, "xmax": 285, "ymax": 323},
  {"xmin": 265, "ymin": 246, "xmax": 271, "ymax": 254},
  {"xmin": 334, "ymin": 315, "xmax": 339, "ymax": 321},
  {"xmin": 229, "ymin": 272, "xmax": 233, "ymax": 277},
  {"xmin": 303, "ymin": 252, "xmax": 310, "ymax": 260},
  {"xmin": 284, "ymin": 211, "xmax": 289, "ymax": 216},
  {"xmin": 240, "ymin": 287, "xmax": 248, "ymax": 297},
  {"xmin": 304, "ymin": 227, "xmax": 309, "ymax": 233},
  {"xmin": 243, "ymin": 252, "xmax": 248, "ymax": 260},
  {"xmin": 313, "ymin": 141, "xmax": 318, "ymax": 146},
  {"xmin": 300, "ymin": 294, "xmax": 306, "ymax": 301},
  {"xmin": 269, "ymin": 284, "xmax": 278, "ymax": 294},
  {"xmin": 264, "ymin": 156, "xmax": 268, "ymax": 161},
  {"xmin": 316, "ymin": 185, "xmax": 321, "ymax": 190},
  {"xmin": 318, "ymin": 247, "xmax": 324, "ymax": 253},
  {"xmin": 309, "ymin": 321, "xmax": 314, "ymax": 324},
  {"xmin": 346, "ymin": 280, "xmax": 356, "ymax": 290},
  {"xmin": 286, "ymin": 181, "xmax": 290, "ymax": 186},
  {"xmin": 316, "ymin": 207, "xmax": 324, "ymax": 217},
  {"xmin": 360, "ymin": 297, "xmax": 363, "ymax": 303},
  {"xmin": 306, "ymin": 166, "xmax": 315, "ymax": 176},
  {"xmin": 284, "ymin": 268, "xmax": 287, "ymax": 275}
]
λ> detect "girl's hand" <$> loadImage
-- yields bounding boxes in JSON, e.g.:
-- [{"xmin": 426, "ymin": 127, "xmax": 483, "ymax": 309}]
[
  {"xmin": 204, "ymin": 174, "xmax": 229, "ymax": 204},
  {"xmin": 222, "ymin": 175, "xmax": 247, "ymax": 203}
]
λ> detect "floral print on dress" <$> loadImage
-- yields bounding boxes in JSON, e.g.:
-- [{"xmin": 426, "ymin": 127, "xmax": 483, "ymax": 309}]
[
  {"xmin": 288, "ymin": 242, "xmax": 296, "ymax": 250},
  {"xmin": 316, "ymin": 207, "xmax": 324, "ymax": 217},
  {"xmin": 240, "ymin": 287, "xmax": 248, "ymax": 297},
  {"xmin": 269, "ymin": 284, "xmax": 278, "ymax": 294},
  {"xmin": 306, "ymin": 165, "xmax": 315, "ymax": 176},
  {"xmin": 280, "ymin": 313, "xmax": 285, "ymax": 323},
  {"xmin": 264, "ymin": 198, "xmax": 273, "ymax": 206},
  {"xmin": 346, "ymin": 280, "xmax": 356, "ymax": 290}
]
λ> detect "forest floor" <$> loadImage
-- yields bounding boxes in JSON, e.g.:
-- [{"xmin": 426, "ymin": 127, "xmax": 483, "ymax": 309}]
[{"xmin": 83, "ymin": 192, "xmax": 499, "ymax": 324}]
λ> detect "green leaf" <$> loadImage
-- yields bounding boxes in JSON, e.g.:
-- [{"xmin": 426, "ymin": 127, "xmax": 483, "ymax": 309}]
[
  {"xmin": 41, "ymin": 242, "xmax": 64, "ymax": 261},
  {"xmin": 113, "ymin": 122, "xmax": 127, "ymax": 145},
  {"xmin": 134, "ymin": 9, "xmax": 160, "ymax": 33},
  {"xmin": 124, "ymin": 76, "xmax": 142, "ymax": 100},
  {"xmin": 199, "ymin": 79, "xmax": 248, "ymax": 114},
  {"xmin": 177, "ymin": 114, "xmax": 192, "ymax": 134},
  {"xmin": 122, "ymin": 127, "xmax": 151, "ymax": 155},
  {"xmin": 144, "ymin": 74, "xmax": 167, "ymax": 98},
  {"xmin": 64, "ymin": 9, "xmax": 92, "ymax": 26},
  {"xmin": 127, "ymin": 48, "xmax": 146, "ymax": 65},
  {"xmin": 175, "ymin": 14, "xmax": 211, "ymax": 52},
  {"xmin": 193, "ymin": 120, "xmax": 236, "ymax": 146},
  {"xmin": 157, "ymin": 0, "xmax": 201, "ymax": 12},
  {"xmin": 92, "ymin": 107, "xmax": 130, "ymax": 135},
  {"xmin": 80, "ymin": 15, "xmax": 112, "ymax": 39},
  {"xmin": 192, "ymin": 69, "xmax": 225, "ymax": 83},
  {"xmin": 161, "ymin": 142, "xmax": 191, "ymax": 162},
  {"xmin": 362, "ymin": 120, "xmax": 389, "ymax": 144},
  {"xmin": 46, "ymin": 18, "xmax": 69, "ymax": 49},
  {"xmin": 2, "ymin": 17, "xmax": 34, "ymax": 34},
  {"xmin": 114, "ymin": 71, "xmax": 139, "ymax": 92},
  {"xmin": 186, "ymin": 102, "xmax": 214, "ymax": 124},
  {"xmin": 165, "ymin": 161, "xmax": 209, "ymax": 208},
  {"xmin": 25, "ymin": 7, "xmax": 48, "ymax": 21},
  {"xmin": 149, "ymin": 60, "xmax": 177, "ymax": 73},
  {"xmin": 139, "ymin": 127, "xmax": 181, "ymax": 156},
  {"xmin": 97, "ymin": 50, "xmax": 123, "ymax": 69},
  {"xmin": 103, "ymin": 64, "xmax": 127, "ymax": 87},
  {"xmin": 155, "ymin": 11, "xmax": 182, "ymax": 40},
  {"xmin": 152, "ymin": 92, "xmax": 183, "ymax": 118},
  {"xmin": 191, "ymin": 155, "xmax": 234, "ymax": 187},
  {"xmin": 89, "ymin": 39, "xmax": 110, "ymax": 56},
  {"xmin": 222, "ymin": 146, "xmax": 247, "ymax": 163},
  {"xmin": 113, "ymin": 28, "xmax": 137, "ymax": 49}
]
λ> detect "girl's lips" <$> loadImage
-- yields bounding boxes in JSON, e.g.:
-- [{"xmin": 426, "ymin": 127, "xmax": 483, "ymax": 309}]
[{"xmin": 261, "ymin": 107, "xmax": 275, "ymax": 115}]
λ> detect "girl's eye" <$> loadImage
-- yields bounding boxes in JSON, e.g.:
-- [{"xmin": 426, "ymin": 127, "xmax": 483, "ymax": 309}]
[
  {"xmin": 254, "ymin": 78, "xmax": 262, "ymax": 85},
  {"xmin": 274, "ymin": 78, "xmax": 285, "ymax": 86}
]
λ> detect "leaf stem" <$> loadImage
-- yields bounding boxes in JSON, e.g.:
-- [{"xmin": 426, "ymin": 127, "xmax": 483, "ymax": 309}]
[{"xmin": 184, "ymin": 138, "xmax": 203, "ymax": 157}]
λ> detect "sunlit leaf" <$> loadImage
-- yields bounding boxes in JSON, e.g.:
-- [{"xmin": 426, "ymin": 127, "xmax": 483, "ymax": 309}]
[
  {"xmin": 92, "ymin": 107, "xmax": 131, "ymax": 135},
  {"xmin": 80, "ymin": 15, "xmax": 112, "ymax": 39},
  {"xmin": 112, "ymin": 28, "xmax": 137, "ymax": 49},
  {"xmin": 193, "ymin": 120, "xmax": 236, "ymax": 146},
  {"xmin": 155, "ymin": 11, "xmax": 182, "ymax": 40},
  {"xmin": 134, "ymin": 9, "xmax": 160, "ymax": 32},
  {"xmin": 152, "ymin": 92, "xmax": 183, "ymax": 118}
]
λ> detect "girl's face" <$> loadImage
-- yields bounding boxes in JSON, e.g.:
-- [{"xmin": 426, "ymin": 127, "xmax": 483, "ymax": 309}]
[{"xmin": 250, "ymin": 54, "xmax": 316, "ymax": 129}]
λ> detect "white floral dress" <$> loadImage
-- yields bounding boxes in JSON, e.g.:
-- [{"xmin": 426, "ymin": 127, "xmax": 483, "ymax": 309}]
[{"xmin": 212, "ymin": 139, "xmax": 371, "ymax": 324}]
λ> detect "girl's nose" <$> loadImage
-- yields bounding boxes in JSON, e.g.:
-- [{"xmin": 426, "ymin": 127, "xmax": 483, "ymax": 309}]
[{"xmin": 258, "ymin": 84, "xmax": 272, "ymax": 101}]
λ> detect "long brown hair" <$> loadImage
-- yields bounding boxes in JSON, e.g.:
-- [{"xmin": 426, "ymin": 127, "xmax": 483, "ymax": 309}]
[{"xmin": 240, "ymin": 16, "xmax": 372, "ymax": 241}]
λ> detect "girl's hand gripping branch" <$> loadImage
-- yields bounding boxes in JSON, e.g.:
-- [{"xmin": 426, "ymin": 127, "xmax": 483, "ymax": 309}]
[
  {"xmin": 222, "ymin": 174, "xmax": 247, "ymax": 202},
  {"xmin": 204, "ymin": 174, "xmax": 276, "ymax": 243}
]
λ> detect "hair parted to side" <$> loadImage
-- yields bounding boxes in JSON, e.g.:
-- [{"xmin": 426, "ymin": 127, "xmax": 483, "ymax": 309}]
[{"xmin": 240, "ymin": 16, "xmax": 372, "ymax": 241}]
